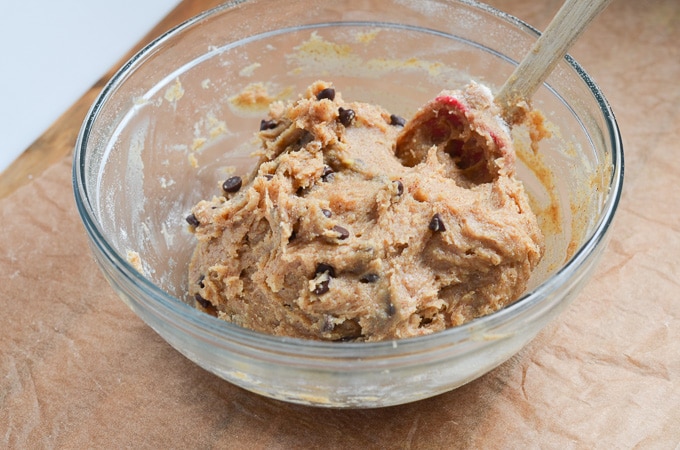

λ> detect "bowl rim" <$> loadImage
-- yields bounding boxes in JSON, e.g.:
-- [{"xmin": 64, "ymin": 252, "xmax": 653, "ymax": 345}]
[{"xmin": 73, "ymin": 0, "xmax": 624, "ymax": 358}]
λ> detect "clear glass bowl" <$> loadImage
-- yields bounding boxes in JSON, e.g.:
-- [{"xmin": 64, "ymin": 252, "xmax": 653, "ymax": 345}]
[{"xmin": 73, "ymin": 0, "xmax": 623, "ymax": 408}]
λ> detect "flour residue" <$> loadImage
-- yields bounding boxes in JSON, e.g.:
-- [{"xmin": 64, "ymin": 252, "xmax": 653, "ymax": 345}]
[
  {"xmin": 287, "ymin": 32, "xmax": 470, "ymax": 86},
  {"xmin": 164, "ymin": 78, "xmax": 185, "ymax": 104},
  {"xmin": 228, "ymin": 82, "xmax": 293, "ymax": 114},
  {"xmin": 239, "ymin": 62, "xmax": 262, "ymax": 77},
  {"xmin": 126, "ymin": 250, "xmax": 144, "ymax": 274}
]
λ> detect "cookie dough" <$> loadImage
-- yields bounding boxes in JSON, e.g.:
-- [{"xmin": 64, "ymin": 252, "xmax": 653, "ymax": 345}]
[{"xmin": 187, "ymin": 80, "xmax": 543, "ymax": 341}]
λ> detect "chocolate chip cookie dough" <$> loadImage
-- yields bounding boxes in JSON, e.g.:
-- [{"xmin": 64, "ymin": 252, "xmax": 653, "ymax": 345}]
[{"xmin": 187, "ymin": 80, "xmax": 543, "ymax": 341}]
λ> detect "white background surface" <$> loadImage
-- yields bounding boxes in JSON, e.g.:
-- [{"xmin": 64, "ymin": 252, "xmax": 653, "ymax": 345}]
[{"xmin": 0, "ymin": 0, "xmax": 180, "ymax": 174}]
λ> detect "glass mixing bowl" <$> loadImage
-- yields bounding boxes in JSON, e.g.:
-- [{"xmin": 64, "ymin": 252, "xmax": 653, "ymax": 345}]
[{"xmin": 73, "ymin": 0, "xmax": 623, "ymax": 408}]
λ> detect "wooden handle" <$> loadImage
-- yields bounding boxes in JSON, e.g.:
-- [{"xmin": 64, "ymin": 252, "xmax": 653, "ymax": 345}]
[{"xmin": 496, "ymin": 0, "xmax": 613, "ymax": 120}]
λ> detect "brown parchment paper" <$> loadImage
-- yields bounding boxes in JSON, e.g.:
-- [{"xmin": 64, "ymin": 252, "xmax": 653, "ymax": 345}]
[{"xmin": 2, "ymin": 0, "xmax": 680, "ymax": 448}]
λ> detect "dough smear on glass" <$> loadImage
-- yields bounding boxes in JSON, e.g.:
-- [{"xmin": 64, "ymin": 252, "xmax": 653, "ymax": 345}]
[{"xmin": 187, "ymin": 80, "xmax": 544, "ymax": 341}]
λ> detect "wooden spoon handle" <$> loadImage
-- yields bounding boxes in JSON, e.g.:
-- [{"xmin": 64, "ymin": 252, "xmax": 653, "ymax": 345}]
[{"xmin": 496, "ymin": 0, "xmax": 613, "ymax": 120}]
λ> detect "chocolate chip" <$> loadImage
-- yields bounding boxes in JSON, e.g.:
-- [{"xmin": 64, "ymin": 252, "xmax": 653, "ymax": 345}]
[
  {"xmin": 313, "ymin": 279, "xmax": 331, "ymax": 295},
  {"xmin": 321, "ymin": 208, "xmax": 332, "ymax": 218},
  {"xmin": 259, "ymin": 119, "xmax": 277, "ymax": 130},
  {"xmin": 390, "ymin": 114, "xmax": 406, "ymax": 127},
  {"xmin": 312, "ymin": 263, "xmax": 335, "ymax": 296},
  {"xmin": 222, "ymin": 176, "xmax": 242, "ymax": 193},
  {"xmin": 316, "ymin": 87, "xmax": 336, "ymax": 101},
  {"xmin": 194, "ymin": 293, "xmax": 211, "ymax": 309},
  {"xmin": 197, "ymin": 274, "xmax": 205, "ymax": 289},
  {"xmin": 315, "ymin": 263, "xmax": 336, "ymax": 278},
  {"xmin": 359, "ymin": 273, "xmax": 379, "ymax": 283},
  {"xmin": 386, "ymin": 302, "xmax": 396, "ymax": 316},
  {"xmin": 333, "ymin": 225, "xmax": 350, "ymax": 240},
  {"xmin": 338, "ymin": 107, "xmax": 355, "ymax": 127},
  {"xmin": 321, "ymin": 166, "xmax": 335, "ymax": 182},
  {"xmin": 393, "ymin": 180, "xmax": 404, "ymax": 196},
  {"xmin": 263, "ymin": 174, "xmax": 274, "ymax": 180},
  {"xmin": 185, "ymin": 213, "xmax": 200, "ymax": 227},
  {"xmin": 429, "ymin": 213, "xmax": 446, "ymax": 232}
]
